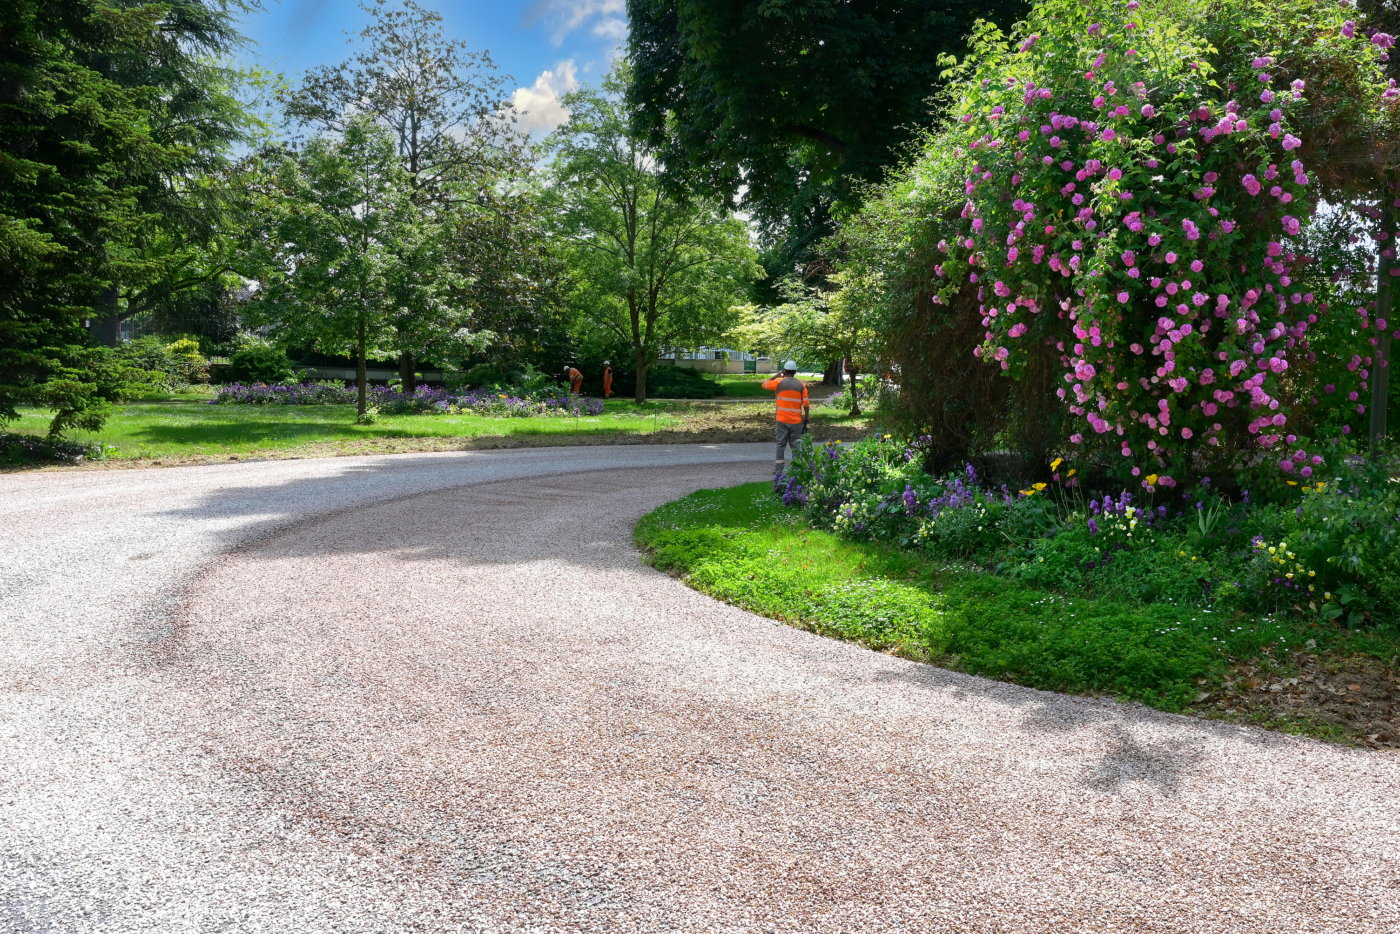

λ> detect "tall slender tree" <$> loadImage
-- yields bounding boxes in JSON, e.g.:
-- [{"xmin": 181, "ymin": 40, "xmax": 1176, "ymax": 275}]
[
  {"xmin": 547, "ymin": 65, "xmax": 760, "ymax": 403},
  {"xmin": 282, "ymin": 0, "xmax": 534, "ymax": 390},
  {"xmin": 238, "ymin": 119, "xmax": 487, "ymax": 416}
]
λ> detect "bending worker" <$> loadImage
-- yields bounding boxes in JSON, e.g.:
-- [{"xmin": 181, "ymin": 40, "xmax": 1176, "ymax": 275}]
[
  {"xmin": 565, "ymin": 365, "xmax": 583, "ymax": 394},
  {"xmin": 762, "ymin": 360, "xmax": 809, "ymax": 473},
  {"xmin": 602, "ymin": 361, "xmax": 613, "ymax": 398}
]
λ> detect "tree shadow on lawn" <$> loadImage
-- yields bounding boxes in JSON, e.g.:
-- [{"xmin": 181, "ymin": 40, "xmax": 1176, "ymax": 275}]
[{"xmin": 121, "ymin": 416, "xmax": 643, "ymax": 449}]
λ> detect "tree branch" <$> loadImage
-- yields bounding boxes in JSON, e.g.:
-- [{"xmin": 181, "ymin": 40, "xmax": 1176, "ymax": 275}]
[{"xmin": 781, "ymin": 124, "xmax": 848, "ymax": 155}]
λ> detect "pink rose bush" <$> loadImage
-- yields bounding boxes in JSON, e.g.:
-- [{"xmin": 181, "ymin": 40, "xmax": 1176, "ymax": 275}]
[{"xmin": 927, "ymin": 0, "xmax": 1398, "ymax": 484}]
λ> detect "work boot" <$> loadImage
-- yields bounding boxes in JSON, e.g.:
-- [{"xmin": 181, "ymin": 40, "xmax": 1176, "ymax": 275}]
[{"xmin": 775, "ymin": 459, "xmax": 785, "ymax": 475}]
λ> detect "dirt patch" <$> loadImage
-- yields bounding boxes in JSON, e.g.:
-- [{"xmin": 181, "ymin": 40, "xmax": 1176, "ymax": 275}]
[{"xmin": 1188, "ymin": 649, "xmax": 1400, "ymax": 748}]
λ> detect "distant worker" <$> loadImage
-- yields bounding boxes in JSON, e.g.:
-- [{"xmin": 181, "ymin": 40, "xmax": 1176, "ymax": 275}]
[
  {"xmin": 565, "ymin": 365, "xmax": 583, "ymax": 394},
  {"xmin": 602, "ymin": 361, "xmax": 613, "ymax": 398},
  {"xmin": 762, "ymin": 360, "xmax": 809, "ymax": 473}
]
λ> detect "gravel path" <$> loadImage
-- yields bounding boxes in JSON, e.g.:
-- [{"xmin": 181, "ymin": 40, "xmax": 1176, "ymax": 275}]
[{"xmin": 2, "ymin": 446, "xmax": 1398, "ymax": 933}]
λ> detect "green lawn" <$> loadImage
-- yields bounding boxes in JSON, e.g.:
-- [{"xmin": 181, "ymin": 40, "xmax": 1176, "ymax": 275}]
[
  {"xmin": 709, "ymin": 373, "xmax": 777, "ymax": 397},
  {"xmin": 635, "ymin": 482, "xmax": 1356, "ymax": 722},
  {"xmin": 8, "ymin": 400, "xmax": 684, "ymax": 460}
]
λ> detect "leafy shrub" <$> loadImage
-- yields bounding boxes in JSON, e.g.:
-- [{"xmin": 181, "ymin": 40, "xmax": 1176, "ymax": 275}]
[
  {"xmin": 163, "ymin": 338, "xmax": 210, "ymax": 384},
  {"xmin": 460, "ymin": 362, "xmax": 515, "ymax": 388},
  {"xmin": 1, "ymin": 431, "xmax": 104, "ymax": 465},
  {"xmin": 225, "ymin": 338, "xmax": 297, "ymax": 384},
  {"xmin": 647, "ymin": 365, "xmax": 723, "ymax": 398},
  {"xmin": 838, "ymin": 0, "xmax": 1398, "ymax": 480},
  {"xmin": 114, "ymin": 336, "xmax": 209, "ymax": 389},
  {"xmin": 777, "ymin": 434, "xmax": 1400, "ymax": 624}
]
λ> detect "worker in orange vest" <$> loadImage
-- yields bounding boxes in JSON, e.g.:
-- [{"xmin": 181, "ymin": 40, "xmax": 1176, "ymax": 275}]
[
  {"xmin": 565, "ymin": 365, "xmax": 583, "ymax": 394},
  {"xmin": 602, "ymin": 361, "xmax": 613, "ymax": 398},
  {"xmin": 762, "ymin": 360, "xmax": 809, "ymax": 473}
]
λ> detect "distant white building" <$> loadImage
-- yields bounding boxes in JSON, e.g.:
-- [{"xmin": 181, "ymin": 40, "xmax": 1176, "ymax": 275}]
[{"xmin": 661, "ymin": 347, "xmax": 773, "ymax": 373}]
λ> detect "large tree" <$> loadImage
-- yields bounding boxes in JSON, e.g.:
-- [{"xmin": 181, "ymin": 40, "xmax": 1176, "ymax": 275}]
[
  {"xmin": 0, "ymin": 0, "xmax": 247, "ymax": 436},
  {"xmin": 548, "ymin": 65, "xmax": 760, "ymax": 403},
  {"xmin": 282, "ymin": 0, "xmax": 534, "ymax": 390},
  {"xmin": 238, "ymin": 119, "xmax": 486, "ymax": 415},
  {"xmin": 626, "ymin": 0, "xmax": 1029, "ymax": 260}
]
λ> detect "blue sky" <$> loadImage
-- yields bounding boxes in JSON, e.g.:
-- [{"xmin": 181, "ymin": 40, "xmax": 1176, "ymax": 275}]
[{"xmin": 235, "ymin": 0, "xmax": 625, "ymax": 133}]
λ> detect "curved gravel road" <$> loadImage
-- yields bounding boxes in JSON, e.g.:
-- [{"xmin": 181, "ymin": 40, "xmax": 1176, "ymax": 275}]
[{"xmin": 2, "ymin": 445, "xmax": 1398, "ymax": 933}]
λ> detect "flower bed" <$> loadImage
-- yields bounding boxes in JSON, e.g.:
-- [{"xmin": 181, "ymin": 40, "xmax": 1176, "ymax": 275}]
[
  {"xmin": 778, "ymin": 434, "xmax": 1400, "ymax": 626},
  {"xmin": 212, "ymin": 382, "xmax": 605, "ymax": 417},
  {"xmin": 212, "ymin": 381, "xmax": 358, "ymax": 405}
]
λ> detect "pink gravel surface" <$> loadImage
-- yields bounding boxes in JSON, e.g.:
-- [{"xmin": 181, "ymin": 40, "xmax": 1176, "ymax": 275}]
[{"xmin": 2, "ymin": 444, "xmax": 1399, "ymax": 933}]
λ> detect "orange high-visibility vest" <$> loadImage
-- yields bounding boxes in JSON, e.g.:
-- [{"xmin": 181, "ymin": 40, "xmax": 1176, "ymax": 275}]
[{"xmin": 762, "ymin": 375, "xmax": 809, "ymax": 424}]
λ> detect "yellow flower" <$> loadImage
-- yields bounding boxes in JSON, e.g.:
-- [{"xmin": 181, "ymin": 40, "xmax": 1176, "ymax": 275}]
[
  {"xmin": 1308, "ymin": 570, "xmax": 1315, "ymax": 577},
  {"xmin": 883, "ymin": 433, "xmax": 892, "ymax": 439},
  {"xmin": 1146, "ymin": 473, "xmax": 1158, "ymax": 485},
  {"xmin": 1020, "ymin": 489, "xmax": 1034, "ymax": 496},
  {"xmin": 1286, "ymin": 480, "xmax": 1298, "ymax": 486},
  {"xmin": 1066, "ymin": 468, "xmax": 1077, "ymax": 478},
  {"xmin": 1178, "ymin": 550, "xmax": 1186, "ymax": 557},
  {"xmin": 1051, "ymin": 457, "xmax": 1063, "ymax": 470},
  {"xmin": 1324, "ymin": 592, "xmax": 1332, "ymax": 601},
  {"xmin": 1316, "ymin": 481, "xmax": 1327, "ymax": 491},
  {"xmin": 1032, "ymin": 482, "xmax": 1047, "ymax": 491},
  {"xmin": 1268, "ymin": 546, "xmax": 1276, "ymax": 554}
]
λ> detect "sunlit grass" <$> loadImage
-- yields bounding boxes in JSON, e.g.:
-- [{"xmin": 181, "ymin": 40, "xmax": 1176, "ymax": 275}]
[
  {"xmin": 636, "ymin": 481, "xmax": 1301, "ymax": 712},
  {"xmin": 9, "ymin": 401, "xmax": 684, "ymax": 460}
]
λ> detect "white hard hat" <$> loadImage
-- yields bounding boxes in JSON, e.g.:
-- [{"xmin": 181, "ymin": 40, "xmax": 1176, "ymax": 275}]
[
  {"xmin": 603, "ymin": 360, "xmax": 610, "ymax": 365},
  {"xmin": 784, "ymin": 360, "xmax": 798, "ymax": 371}
]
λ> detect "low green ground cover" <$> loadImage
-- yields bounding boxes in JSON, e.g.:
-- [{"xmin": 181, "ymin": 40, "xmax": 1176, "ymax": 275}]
[
  {"xmin": 636, "ymin": 482, "xmax": 1303, "ymax": 711},
  {"xmin": 709, "ymin": 373, "xmax": 778, "ymax": 397},
  {"xmin": 5, "ymin": 400, "xmax": 683, "ymax": 461},
  {"xmin": 5, "ymin": 398, "xmax": 872, "ymax": 464}
]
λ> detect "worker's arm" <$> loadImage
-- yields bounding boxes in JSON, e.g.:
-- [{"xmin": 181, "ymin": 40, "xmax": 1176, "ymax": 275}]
[
  {"xmin": 802, "ymin": 384, "xmax": 810, "ymax": 426},
  {"xmin": 761, "ymin": 376, "xmax": 781, "ymax": 390}
]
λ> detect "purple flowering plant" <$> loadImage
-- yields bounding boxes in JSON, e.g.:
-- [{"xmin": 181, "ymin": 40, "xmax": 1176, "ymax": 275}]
[
  {"xmin": 929, "ymin": 0, "xmax": 1398, "ymax": 487},
  {"xmin": 213, "ymin": 381, "xmax": 605, "ymax": 417}
]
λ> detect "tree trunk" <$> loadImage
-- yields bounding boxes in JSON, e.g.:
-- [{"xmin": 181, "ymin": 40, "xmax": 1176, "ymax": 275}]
[
  {"xmin": 1372, "ymin": 190, "xmax": 1396, "ymax": 459},
  {"xmin": 846, "ymin": 362, "xmax": 861, "ymax": 416},
  {"xmin": 822, "ymin": 359, "xmax": 841, "ymax": 385},
  {"xmin": 92, "ymin": 286, "xmax": 121, "ymax": 347},
  {"xmin": 399, "ymin": 349, "xmax": 417, "ymax": 394},
  {"xmin": 357, "ymin": 317, "xmax": 368, "ymax": 416},
  {"xmin": 634, "ymin": 346, "xmax": 649, "ymax": 404}
]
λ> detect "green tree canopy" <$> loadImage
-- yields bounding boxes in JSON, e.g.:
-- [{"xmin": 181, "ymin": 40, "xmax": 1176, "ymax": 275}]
[
  {"xmin": 626, "ymin": 0, "xmax": 1029, "ymax": 264},
  {"xmin": 548, "ymin": 64, "xmax": 761, "ymax": 402},
  {"xmin": 281, "ymin": 0, "xmax": 543, "ymax": 390},
  {"xmin": 0, "ymin": 0, "xmax": 249, "ymax": 436},
  {"xmin": 238, "ymin": 119, "xmax": 487, "ymax": 414}
]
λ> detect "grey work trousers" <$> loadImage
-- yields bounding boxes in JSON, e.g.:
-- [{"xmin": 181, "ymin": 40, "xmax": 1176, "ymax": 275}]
[{"xmin": 775, "ymin": 420, "xmax": 804, "ymax": 463}]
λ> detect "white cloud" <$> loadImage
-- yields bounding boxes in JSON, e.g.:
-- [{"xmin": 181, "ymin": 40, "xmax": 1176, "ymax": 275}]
[
  {"xmin": 510, "ymin": 61, "xmax": 579, "ymax": 134},
  {"xmin": 592, "ymin": 16, "xmax": 627, "ymax": 41},
  {"xmin": 522, "ymin": 0, "xmax": 626, "ymax": 47}
]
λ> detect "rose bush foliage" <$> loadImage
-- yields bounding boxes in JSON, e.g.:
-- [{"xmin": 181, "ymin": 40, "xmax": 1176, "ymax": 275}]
[{"xmin": 921, "ymin": 0, "xmax": 1398, "ymax": 487}]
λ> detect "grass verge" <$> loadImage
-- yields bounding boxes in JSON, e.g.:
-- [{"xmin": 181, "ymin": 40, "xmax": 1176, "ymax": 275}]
[
  {"xmin": 5, "ymin": 401, "xmax": 873, "ymax": 469},
  {"xmin": 635, "ymin": 481, "xmax": 1400, "ymax": 745}
]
